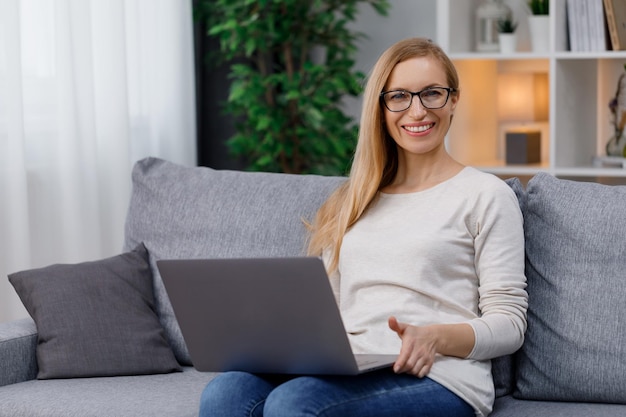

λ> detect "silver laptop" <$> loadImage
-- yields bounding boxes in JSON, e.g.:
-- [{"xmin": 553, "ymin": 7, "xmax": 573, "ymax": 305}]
[{"xmin": 157, "ymin": 257, "xmax": 396, "ymax": 375}]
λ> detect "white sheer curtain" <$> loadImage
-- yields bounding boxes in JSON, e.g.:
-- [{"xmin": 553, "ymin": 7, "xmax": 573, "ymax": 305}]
[{"xmin": 0, "ymin": 0, "xmax": 197, "ymax": 323}]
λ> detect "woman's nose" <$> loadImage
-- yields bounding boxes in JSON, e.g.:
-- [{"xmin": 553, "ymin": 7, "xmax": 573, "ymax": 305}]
[{"xmin": 407, "ymin": 97, "xmax": 427, "ymax": 118}]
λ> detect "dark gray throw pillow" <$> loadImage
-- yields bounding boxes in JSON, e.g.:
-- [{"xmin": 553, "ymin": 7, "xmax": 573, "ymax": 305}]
[
  {"xmin": 514, "ymin": 173, "xmax": 626, "ymax": 403},
  {"xmin": 8, "ymin": 243, "xmax": 181, "ymax": 379}
]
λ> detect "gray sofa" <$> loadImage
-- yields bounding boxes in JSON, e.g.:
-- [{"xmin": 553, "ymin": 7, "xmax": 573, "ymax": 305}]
[{"xmin": 1, "ymin": 157, "xmax": 625, "ymax": 416}]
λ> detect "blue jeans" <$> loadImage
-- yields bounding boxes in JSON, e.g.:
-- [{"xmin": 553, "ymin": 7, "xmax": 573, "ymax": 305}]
[{"xmin": 198, "ymin": 369, "xmax": 474, "ymax": 417}]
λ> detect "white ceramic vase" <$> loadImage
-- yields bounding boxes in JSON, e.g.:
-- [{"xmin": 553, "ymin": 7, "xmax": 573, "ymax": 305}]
[
  {"xmin": 528, "ymin": 15, "xmax": 549, "ymax": 53},
  {"xmin": 498, "ymin": 33, "xmax": 517, "ymax": 54}
]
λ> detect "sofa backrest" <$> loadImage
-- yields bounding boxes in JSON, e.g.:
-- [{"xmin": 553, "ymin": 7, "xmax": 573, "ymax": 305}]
[
  {"xmin": 123, "ymin": 158, "xmax": 524, "ymax": 397},
  {"xmin": 124, "ymin": 157, "xmax": 346, "ymax": 364}
]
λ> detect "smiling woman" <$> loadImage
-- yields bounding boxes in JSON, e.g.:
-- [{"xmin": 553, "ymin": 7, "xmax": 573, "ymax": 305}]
[
  {"xmin": 0, "ymin": 0, "xmax": 197, "ymax": 323},
  {"xmin": 199, "ymin": 38, "xmax": 527, "ymax": 417}
]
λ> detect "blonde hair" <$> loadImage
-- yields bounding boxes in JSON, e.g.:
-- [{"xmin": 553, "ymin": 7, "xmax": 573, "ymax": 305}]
[{"xmin": 307, "ymin": 38, "xmax": 460, "ymax": 272}]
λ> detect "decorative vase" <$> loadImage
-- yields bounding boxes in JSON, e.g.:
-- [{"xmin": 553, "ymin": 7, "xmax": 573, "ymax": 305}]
[
  {"xmin": 528, "ymin": 15, "xmax": 550, "ymax": 53},
  {"xmin": 606, "ymin": 133, "xmax": 626, "ymax": 157},
  {"xmin": 608, "ymin": 67, "xmax": 626, "ymax": 157},
  {"xmin": 475, "ymin": 0, "xmax": 512, "ymax": 52},
  {"xmin": 498, "ymin": 33, "xmax": 517, "ymax": 54}
]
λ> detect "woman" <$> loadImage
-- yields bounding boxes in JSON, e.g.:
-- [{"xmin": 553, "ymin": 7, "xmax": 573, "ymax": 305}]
[{"xmin": 199, "ymin": 37, "xmax": 527, "ymax": 417}]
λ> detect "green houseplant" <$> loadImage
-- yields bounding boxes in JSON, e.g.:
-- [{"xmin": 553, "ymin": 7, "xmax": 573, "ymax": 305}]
[
  {"xmin": 196, "ymin": 0, "xmax": 390, "ymax": 175},
  {"xmin": 496, "ymin": 16, "xmax": 518, "ymax": 34},
  {"xmin": 528, "ymin": 0, "xmax": 549, "ymax": 15}
]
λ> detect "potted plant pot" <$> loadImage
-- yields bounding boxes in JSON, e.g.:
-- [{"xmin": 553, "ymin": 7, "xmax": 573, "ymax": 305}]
[
  {"xmin": 527, "ymin": 0, "xmax": 549, "ymax": 53},
  {"xmin": 496, "ymin": 16, "xmax": 518, "ymax": 53},
  {"xmin": 499, "ymin": 33, "xmax": 517, "ymax": 53},
  {"xmin": 528, "ymin": 15, "xmax": 549, "ymax": 53}
]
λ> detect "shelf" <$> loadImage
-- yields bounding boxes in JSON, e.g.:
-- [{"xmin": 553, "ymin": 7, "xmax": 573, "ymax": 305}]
[
  {"xmin": 553, "ymin": 51, "xmax": 626, "ymax": 59},
  {"xmin": 449, "ymin": 52, "xmax": 550, "ymax": 61},
  {"xmin": 473, "ymin": 165, "xmax": 626, "ymax": 179},
  {"xmin": 437, "ymin": 0, "xmax": 626, "ymax": 182},
  {"xmin": 450, "ymin": 51, "xmax": 626, "ymax": 61},
  {"xmin": 553, "ymin": 167, "xmax": 626, "ymax": 178}
]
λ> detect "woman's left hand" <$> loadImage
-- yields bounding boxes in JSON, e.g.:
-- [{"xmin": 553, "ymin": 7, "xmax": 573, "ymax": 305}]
[{"xmin": 388, "ymin": 316, "xmax": 438, "ymax": 378}]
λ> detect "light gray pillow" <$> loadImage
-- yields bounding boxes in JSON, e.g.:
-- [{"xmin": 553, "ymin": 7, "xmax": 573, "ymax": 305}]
[
  {"xmin": 8, "ymin": 243, "xmax": 181, "ymax": 379},
  {"xmin": 514, "ymin": 172, "xmax": 626, "ymax": 402},
  {"xmin": 124, "ymin": 157, "xmax": 346, "ymax": 364}
]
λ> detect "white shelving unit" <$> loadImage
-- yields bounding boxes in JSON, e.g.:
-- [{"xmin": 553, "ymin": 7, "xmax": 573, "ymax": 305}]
[{"xmin": 437, "ymin": 0, "xmax": 626, "ymax": 182}]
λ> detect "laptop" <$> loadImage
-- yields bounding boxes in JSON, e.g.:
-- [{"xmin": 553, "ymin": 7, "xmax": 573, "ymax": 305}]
[{"xmin": 157, "ymin": 256, "xmax": 397, "ymax": 375}]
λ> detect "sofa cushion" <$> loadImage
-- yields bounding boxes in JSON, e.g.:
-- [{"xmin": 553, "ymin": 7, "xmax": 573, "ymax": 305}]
[
  {"xmin": 514, "ymin": 173, "xmax": 626, "ymax": 402},
  {"xmin": 491, "ymin": 395, "xmax": 626, "ymax": 417},
  {"xmin": 8, "ymin": 243, "xmax": 181, "ymax": 379},
  {"xmin": 0, "ymin": 366, "xmax": 216, "ymax": 417},
  {"xmin": 124, "ymin": 157, "xmax": 346, "ymax": 364}
]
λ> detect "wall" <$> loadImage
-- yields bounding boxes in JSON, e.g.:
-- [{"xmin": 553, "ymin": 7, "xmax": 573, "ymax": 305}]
[{"xmin": 344, "ymin": 0, "xmax": 437, "ymax": 120}]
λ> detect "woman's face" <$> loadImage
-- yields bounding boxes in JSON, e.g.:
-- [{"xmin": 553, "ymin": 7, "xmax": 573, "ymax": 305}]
[{"xmin": 382, "ymin": 56, "xmax": 458, "ymax": 159}]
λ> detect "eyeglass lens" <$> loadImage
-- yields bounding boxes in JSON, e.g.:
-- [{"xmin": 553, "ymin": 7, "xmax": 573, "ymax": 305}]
[{"xmin": 382, "ymin": 88, "xmax": 450, "ymax": 111}]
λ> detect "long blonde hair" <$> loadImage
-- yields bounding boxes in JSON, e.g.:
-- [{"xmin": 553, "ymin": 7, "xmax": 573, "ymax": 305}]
[{"xmin": 307, "ymin": 38, "xmax": 460, "ymax": 272}]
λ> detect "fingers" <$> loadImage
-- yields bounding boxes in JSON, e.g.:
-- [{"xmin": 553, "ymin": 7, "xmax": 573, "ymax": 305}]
[
  {"xmin": 389, "ymin": 318, "xmax": 436, "ymax": 378},
  {"xmin": 393, "ymin": 342, "xmax": 433, "ymax": 377},
  {"xmin": 395, "ymin": 352, "xmax": 433, "ymax": 377}
]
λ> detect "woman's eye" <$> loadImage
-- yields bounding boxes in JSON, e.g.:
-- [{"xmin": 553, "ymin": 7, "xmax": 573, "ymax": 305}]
[
  {"xmin": 422, "ymin": 89, "xmax": 442, "ymax": 98},
  {"xmin": 390, "ymin": 92, "xmax": 409, "ymax": 101}
]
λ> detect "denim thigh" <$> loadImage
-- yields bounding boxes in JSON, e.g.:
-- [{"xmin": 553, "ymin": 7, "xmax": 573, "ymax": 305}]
[
  {"xmin": 199, "ymin": 371, "xmax": 288, "ymax": 417},
  {"xmin": 263, "ymin": 369, "xmax": 474, "ymax": 417},
  {"xmin": 200, "ymin": 369, "xmax": 474, "ymax": 417}
]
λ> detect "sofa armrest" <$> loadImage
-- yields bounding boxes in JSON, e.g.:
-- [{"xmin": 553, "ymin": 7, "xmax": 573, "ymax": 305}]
[{"xmin": 0, "ymin": 318, "xmax": 38, "ymax": 386}]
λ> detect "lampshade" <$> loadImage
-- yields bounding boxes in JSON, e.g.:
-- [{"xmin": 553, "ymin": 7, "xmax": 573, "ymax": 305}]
[{"xmin": 497, "ymin": 72, "xmax": 549, "ymax": 122}]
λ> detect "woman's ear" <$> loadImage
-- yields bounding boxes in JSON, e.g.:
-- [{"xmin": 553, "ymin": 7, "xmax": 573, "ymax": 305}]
[
  {"xmin": 450, "ymin": 90, "xmax": 460, "ymax": 112},
  {"xmin": 450, "ymin": 91, "xmax": 459, "ymax": 123}
]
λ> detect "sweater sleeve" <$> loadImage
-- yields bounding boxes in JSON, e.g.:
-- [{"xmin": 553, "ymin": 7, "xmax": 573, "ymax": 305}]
[{"xmin": 466, "ymin": 181, "xmax": 528, "ymax": 360}]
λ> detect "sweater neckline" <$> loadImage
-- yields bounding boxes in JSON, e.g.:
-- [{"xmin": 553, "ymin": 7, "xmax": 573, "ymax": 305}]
[{"xmin": 378, "ymin": 166, "xmax": 472, "ymax": 198}]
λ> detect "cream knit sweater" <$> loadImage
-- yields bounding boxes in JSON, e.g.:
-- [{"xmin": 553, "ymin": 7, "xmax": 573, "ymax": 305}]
[{"xmin": 332, "ymin": 167, "xmax": 528, "ymax": 417}]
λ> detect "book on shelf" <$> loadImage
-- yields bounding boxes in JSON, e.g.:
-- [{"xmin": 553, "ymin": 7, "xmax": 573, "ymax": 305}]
[
  {"xmin": 592, "ymin": 0, "xmax": 610, "ymax": 50},
  {"xmin": 566, "ymin": 0, "xmax": 575, "ymax": 50},
  {"xmin": 567, "ymin": 0, "xmax": 609, "ymax": 51},
  {"xmin": 604, "ymin": 0, "xmax": 626, "ymax": 50}
]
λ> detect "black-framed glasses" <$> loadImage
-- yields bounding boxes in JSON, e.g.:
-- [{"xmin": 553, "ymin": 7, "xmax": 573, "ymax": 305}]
[{"xmin": 380, "ymin": 87, "xmax": 456, "ymax": 112}]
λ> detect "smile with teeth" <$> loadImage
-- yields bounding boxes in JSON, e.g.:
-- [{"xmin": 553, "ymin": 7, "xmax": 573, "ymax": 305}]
[{"xmin": 404, "ymin": 123, "xmax": 434, "ymax": 133}]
